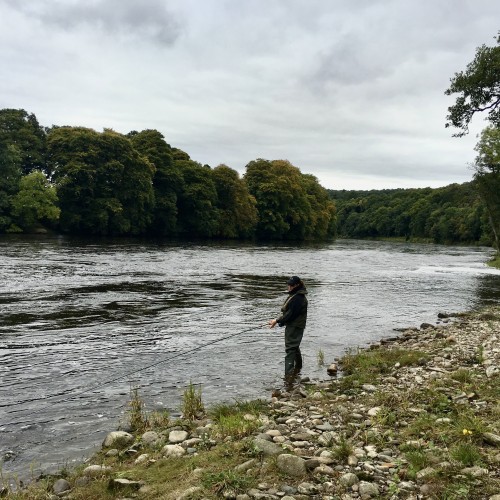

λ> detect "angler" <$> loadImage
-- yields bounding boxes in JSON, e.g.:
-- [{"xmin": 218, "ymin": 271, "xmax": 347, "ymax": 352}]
[{"xmin": 268, "ymin": 275, "xmax": 308, "ymax": 386}]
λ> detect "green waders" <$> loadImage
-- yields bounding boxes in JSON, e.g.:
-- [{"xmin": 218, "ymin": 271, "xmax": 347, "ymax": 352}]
[{"xmin": 284, "ymin": 325, "xmax": 304, "ymax": 377}]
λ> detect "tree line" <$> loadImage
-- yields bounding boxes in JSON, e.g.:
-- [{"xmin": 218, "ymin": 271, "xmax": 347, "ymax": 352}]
[
  {"xmin": 0, "ymin": 109, "xmax": 336, "ymax": 240},
  {"xmin": 331, "ymin": 183, "xmax": 493, "ymax": 244},
  {"xmin": 1, "ymin": 29, "xmax": 499, "ymax": 249},
  {"xmin": 0, "ymin": 106, "xmax": 497, "ymax": 247}
]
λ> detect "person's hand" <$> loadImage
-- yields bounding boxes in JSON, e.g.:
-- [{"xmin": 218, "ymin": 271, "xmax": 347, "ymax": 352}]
[{"xmin": 268, "ymin": 319, "xmax": 277, "ymax": 328}]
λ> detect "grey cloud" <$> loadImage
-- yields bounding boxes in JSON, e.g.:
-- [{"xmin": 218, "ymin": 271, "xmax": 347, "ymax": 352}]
[
  {"xmin": 2, "ymin": 0, "xmax": 181, "ymax": 45},
  {"xmin": 313, "ymin": 34, "xmax": 391, "ymax": 86},
  {"xmin": 307, "ymin": 0, "xmax": 495, "ymax": 91},
  {"xmin": 1, "ymin": 0, "xmax": 498, "ymax": 191}
]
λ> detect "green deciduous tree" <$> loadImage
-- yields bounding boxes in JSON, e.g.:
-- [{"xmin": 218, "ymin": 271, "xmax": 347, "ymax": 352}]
[
  {"xmin": 0, "ymin": 109, "xmax": 47, "ymax": 175},
  {"xmin": 244, "ymin": 159, "xmax": 300, "ymax": 239},
  {"xmin": 244, "ymin": 159, "xmax": 336, "ymax": 240},
  {"xmin": 48, "ymin": 127, "xmax": 155, "ymax": 235},
  {"xmin": 445, "ymin": 33, "xmax": 500, "ymax": 253},
  {"xmin": 176, "ymin": 160, "xmax": 219, "ymax": 237},
  {"xmin": 128, "ymin": 129, "xmax": 183, "ymax": 236},
  {"xmin": 11, "ymin": 171, "xmax": 60, "ymax": 231},
  {"xmin": 212, "ymin": 164, "xmax": 257, "ymax": 238},
  {"xmin": 300, "ymin": 173, "xmax": 337, "ymax": 239},
  {"xmin": 0, "ymin": 143, "xmax": 22, "ymax": 232},
  {"xmin": 445, "ymin": 33, "xmax": 500, "ymax": 136},
  {"xmin": 474, "ymin": 126, "xmax": 500, "ymax": 251}
]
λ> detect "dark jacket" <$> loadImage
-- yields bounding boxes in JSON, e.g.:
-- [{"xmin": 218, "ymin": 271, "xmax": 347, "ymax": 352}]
[{"xmin": 277, "ymin": 286, "xmax": 308, "ymax": 329}]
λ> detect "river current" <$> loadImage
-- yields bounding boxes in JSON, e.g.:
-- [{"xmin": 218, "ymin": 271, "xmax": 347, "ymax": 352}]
[{"xmin": 1, "ymin": 236, "xmax": 500, "ymax": 480}]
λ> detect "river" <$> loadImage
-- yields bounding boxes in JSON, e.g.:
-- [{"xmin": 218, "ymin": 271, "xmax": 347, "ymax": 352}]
[{"xmin": 1, "ymin": 235, "xmax": 500, "ymax": 481}]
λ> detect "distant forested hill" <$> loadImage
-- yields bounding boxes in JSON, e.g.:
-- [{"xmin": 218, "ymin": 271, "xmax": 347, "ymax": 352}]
[{"xmin": 329, "ymin": 182, "xmax": 493, "ymax": 245}]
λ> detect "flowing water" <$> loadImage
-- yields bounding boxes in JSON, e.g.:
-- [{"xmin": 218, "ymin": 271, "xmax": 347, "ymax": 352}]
[{"xmin": 1, "ymin": 235, "xmax": 500, "ymax": 480}]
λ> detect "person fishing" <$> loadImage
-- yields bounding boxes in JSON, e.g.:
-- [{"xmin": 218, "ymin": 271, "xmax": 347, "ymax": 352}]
[{"xmin": 269, "ymin": 275, "xmax": 308, "ymax": 384}]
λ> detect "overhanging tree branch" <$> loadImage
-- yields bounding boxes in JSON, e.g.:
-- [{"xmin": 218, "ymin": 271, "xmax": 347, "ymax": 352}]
[{"xmin": 445, "ymin": 34, "xmax": 500, "ymax": 135}]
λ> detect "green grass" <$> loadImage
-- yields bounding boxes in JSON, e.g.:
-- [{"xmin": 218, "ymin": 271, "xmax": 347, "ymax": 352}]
[
  {"xmin": 487, "ymin": 253, "xmax": 500, "ymax": 269},
  {"xmin": 330, "ymin": 435, "xmax": 353, "ymax": 463},
  {"xmin": 450, "ymin": 368, "xmax": 473, "ymax": 384},
  {"xmin": 208, "ymin": 399, "xmax": 267, "ymax": 439},
  {"xmin": 181, "ymin": 382, "xmax": 205, "ymax": 420},
  {"xmin": 127, "ymin": 386, "xmax": 148, "ymax": 432},
  {"xmin": 374, "ymin": 390, "xmax": 409, "ymax": 411},
  {"xmin": 201, "ymin": 470, "xmax": 253, "ymax": 496},
  {"xmin": 450, "ymin": 443, "xmax": 483, "ymax": 466},
  {"xmin": 405, "ymin": 449, "xmax": 431, "ymax": 474},
  {"xmin": 340, "ymin": 347, "xmax": 428, "ymax": 377},
  {"xmin": 215, "ymin": 414, "xmax": 260, "ymax": 439},
  {"xmin": 317, "ymin": 348, "xmax": 325, "ymax": 366},
  {"xmin": 126, "ymin": 387, "xmax": 170, "ymax": 433},
  {"xmin": 453, "ymin": 413, "xmax": 487, "ymax": 441},
  {"xmin": 209, "ymin": 399, "xmax": 267, "ymax": 421}
]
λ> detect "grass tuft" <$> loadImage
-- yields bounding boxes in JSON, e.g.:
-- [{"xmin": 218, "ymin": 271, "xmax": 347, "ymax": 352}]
[
  {"xmin": 317, "ymin": 348, "xmax": 325, "ymax": 366},
  {"xmin": 216, "ymin": 414, "xmax": 260, "ymax": 439},
  {"xmin": 330, "ymin": 434, "xmax": 353, "ymax": 463},
  {"xmin": 450, "ymin": 368, "xmax": 473, "ymax": 384},
  {"xmin": 181, "ymin": 381, "xmax": 205, "ymax": 420},
  {"xmin": 127, "ymin": 386, "xmax": 148, "ymax": 432},
  {"xmin": 451, "ymin": 443, "xmax": 482, "ymax": 467},
  {"xmin": 405, "ymin": 449, "xmax": 431, "ymax": 474},
  {"xmin": 127, "ymin": 387, "xmax": 170, "ymax": 433},
  {"xmin": 201, "ymin": 470, "xmax": 252, "ymax": 497},
  {"xmin": 209, "ymin": 399, "xmax": 267, "ymax": 422},
  {"xmin": 340, "ymin": 347, "xmax": 428, "ymax": 378}
]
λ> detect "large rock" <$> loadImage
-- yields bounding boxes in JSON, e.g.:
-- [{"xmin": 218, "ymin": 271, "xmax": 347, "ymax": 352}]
[
  {"xmin": 416, "ymin": 467, "xmax": 436, "ymax": 480},
  {"xmin": 318, "ymin": 431, "xmax": 338, "ymax": 446},
  {"xmin": 234, "ymin": 459, "xmax": 256, "ymax": 472},
  {"xmin": 177, "ymin": 486, "xmax": 202, "ymax": 499},
  {"xmin": 358, "ymin": 481, "xmax": 380, "ymax": 498},
  {"xmin": 276, "ymin": 454, "xmax": 307, "ymax": 477},
  {"xmin": 367, "ymin": 406, "xmax": 382, "ymax": 417},
  {"xmin": 461, "ymin": 466, "xmax": 488, "ymax": 477},
  {"xmin": 53, "ymin": 479, "xmax": 71, "ymax": 495},
  {"xmin": 169, "ymin": 430, "xmax": 188, "ymax": 443},
  {"xmin": 253, "ymin": 437, "xmax": 283, "ymax": 456},
  {"xmin": 420, "ymin": 322, "xmax": 434, "ymax": 330},
  {"xmin": 109, "ymin": 478, "xmax": 143, "ymax": 490},
  {"xmin": 483, "ymin": 432, "xmax": 500, "ymax": 447},
  {"xmin": 102, "ymin": 431, "xmax": 134, "ymax": 448},
  {"xmin": 162, "ymin": 444, "xmax": 186, "ymax": 457},
  {"xmin": 326, "ymin": 363, "xmax": 338, "ymax": 375},
  {"xmin": 83, "ymin": 465, "xmax": 112, "ymax": 477},
  {"xmin": 142, "ymin": 431, "xmax": 160, "ymax": 446},
  {"xmin": 313, "ymin": 463, "xmax": 335, "ymax": 476},
  {"xmin": 340, "ymin": 472, "xmax": 359, "ymax": 486},
  {"xmin": 315, "ymin": 422, "xmax": 334, "ymax": 431},
  {"xmin": 134, "ymin": 453, "xmax": 150, "ymax": 465},
  {"xmin": 297, "ymin": 482, "xmax": 319, "ymax": 494}
]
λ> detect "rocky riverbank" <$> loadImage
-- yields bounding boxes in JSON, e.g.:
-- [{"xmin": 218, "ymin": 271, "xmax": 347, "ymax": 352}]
[{"xmin": 5, "ymin": 307, "xmax": 500, "ymax": 499}]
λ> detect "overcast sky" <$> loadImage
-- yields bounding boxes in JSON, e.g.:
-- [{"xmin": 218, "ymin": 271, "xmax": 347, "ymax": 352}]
[{"xmin": 1, "ymin": 0, "xmax": 499, "ymax": 190}]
